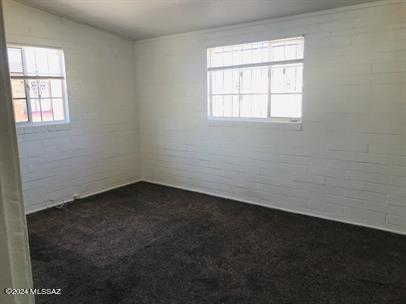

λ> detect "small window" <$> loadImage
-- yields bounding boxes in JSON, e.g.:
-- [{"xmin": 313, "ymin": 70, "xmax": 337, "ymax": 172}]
[
  {"xmin": 7, "ymin": 45, "xmax": 69, "ymax": 125},
  {"xmin": 207, "ymin": 37, "xmax": 304, "ymax": 121}
]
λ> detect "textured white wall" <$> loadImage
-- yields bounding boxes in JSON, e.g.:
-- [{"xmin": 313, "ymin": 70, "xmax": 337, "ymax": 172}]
[
  {"xmin": 135, "ymin": 0, "xmax": 406, "ymax": 234},
  {"xmin": 3, "ymin": 0, "xmax": 140, "ymax": 213},
  {"xmin": 3, "ymin": 0, "xmax": 406, "ymax": 235}
]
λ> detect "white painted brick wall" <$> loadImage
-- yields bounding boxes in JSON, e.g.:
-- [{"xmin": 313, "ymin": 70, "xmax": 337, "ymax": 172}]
[
  {"xmin": 3, "ymin": 0, "xmax": 406, "ymax": 235},
  {"xmin": 135, "ymin": 0, "xmax": 406, "ymax": 234},
  {"xmin": 3, "ymin": 0, "xmax": 140, "ymax": 213}
]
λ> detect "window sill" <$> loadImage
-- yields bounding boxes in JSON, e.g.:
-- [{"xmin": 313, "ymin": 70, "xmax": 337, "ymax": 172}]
[
  {"xmin": 208, "ymin": 117, "xmax": 302, "ymax": 130},
  {"xmin": 16, "ymin": 121, "xmax": 71, "ymax": 135}
]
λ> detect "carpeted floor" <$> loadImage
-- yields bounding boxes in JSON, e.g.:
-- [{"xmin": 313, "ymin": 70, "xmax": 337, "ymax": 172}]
[{"xmin": 27, "ymin": 182, "xmax": 406, "ymax": 304}]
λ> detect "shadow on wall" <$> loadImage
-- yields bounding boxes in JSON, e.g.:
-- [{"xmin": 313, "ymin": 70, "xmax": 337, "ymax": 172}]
[{"xmin": 0, "ymin": 1, "xmax": 33, "ymax": 303}]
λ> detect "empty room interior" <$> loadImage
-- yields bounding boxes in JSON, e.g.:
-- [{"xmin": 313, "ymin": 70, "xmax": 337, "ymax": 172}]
[{"xmin": 0, "ymin": 0, "xmax": 406, "ymax": 303}]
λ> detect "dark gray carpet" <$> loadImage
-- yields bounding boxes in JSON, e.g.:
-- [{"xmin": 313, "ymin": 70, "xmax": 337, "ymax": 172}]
[{"xmin": 27, "ymin": 182, "xmax": 406, "ymax": 304}]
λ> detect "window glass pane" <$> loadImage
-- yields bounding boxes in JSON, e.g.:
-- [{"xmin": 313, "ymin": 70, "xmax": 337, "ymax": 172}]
[
  {"xmin": 41, "ymin": 98, "xmax": 52, "ymax": 112},
  {"xmin": 208, "ymin": 47, "xmax": 222, "ymax": 67},
  {"xmin": 223, "ymin": 95, "xmax": 233, "ymax": 117},
  {"xmin": 240, "ymin": 44, "xmax": 253, "ymax": 65},
  {"xmin": 208, "ymin": 37, "xmax": 304, "ymax": 68},
  {"xmin": 23, "ymin": 47, "xmax": 63, "ymax": 76},
  {"xmin": 211, "ymin": 95, "xmax": 241, "ymax": 117},
  {"xmin": 27, "ymin": 79, "xmax": 64, "ymax": 99},
  {"xmin": 209, "ymin": 42, "xmax": 269, "ymax": 68},
  {"xmin": 231, "ymin": 95, "xmax": 240, "ymax": 117},
  {"xmin": 240, "ymin": 95, "xmax": 267, "ymax": 118},
  {"xmin": 270, "ymin": 38, "xmax": 304, "ymax": 62},
  {"xmin": 251, "ymin": 95, "xmax": 268, "ymax": 118},
  {"xmin": 240, "ymin": 95, "xmax": 251, "ymax": 117},
  {"xmin": 13, "ymin": 99, "xmax": 28, "ymax": 122},
  {"xmin": 240, "ymin": 70, "xmax": 251, "ymax": 94},
  {"xmin": 40, "ymin": 99, "xmax": 54, "ymax": 121},
  {"xmin": 212, "ymin": 96, "xmax": 223, "ymax": 117},
  {"xmin": 24, "ymin": 47, "xmax": 37, "ymax": 75},
  {"xmin": 30, "ymin": 99, "xmax": 42, "ymax": 122},
  {"xmin": 26, "ymin": 48, "xmax": 49, "ymax": 75},
  {"xmin": 223, "ymin": 46, "xmax": 232, "ymax": 66},
  {"xmin": 50, "ymin": 79, "xmax": 63, "ymax": 98},
  {"xmin": 52, "ymin": 99, "xmax": 65, "ymax": 121},
  {"xmin": 241, "ymin": 67, "xmax": 268, "ymax": 94},
  {"xmin": 11, "ymin": 79, "xmax": 26, "ymax": 99},
  {"xmin": 35, "ymin": 48, "xmax": 49, "ymax": 75},
  {"xmin": 27, "ymin": 79, "xmax": 39, "ymax": 98},
  {"xmin": 7, "ymin": 48, "xmax": 23, "ymax": 75},
  {"xmin": 210, "ymin": 70, "xmax": 239, "ymax": 94},
  {"xmin": 22, "ymin": 78, "xmax": 66, "ymax": 122},
  {"xmin": 270, "ymin": 94, "xmax": 301, "ymax": 118},
  {"xmin": 47, "ymin": 49, "xmax": 62, "ymax": 76},
  {"xmin": 38, "ymin": 79, "xmax": 51, "ymax": 98},
  {"xmin": 271, "ymin": 63, "xmax": 303, "ymax": 94}
]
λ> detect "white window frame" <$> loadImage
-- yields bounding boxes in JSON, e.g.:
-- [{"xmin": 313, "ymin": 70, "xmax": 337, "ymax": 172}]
[
  {"xmin": 8, "ymin": 44, "xmax": 70, "ymax": 127},
  {"xmin": 207, "ymin": 36, "xmax": 304, "ymax": 123}
]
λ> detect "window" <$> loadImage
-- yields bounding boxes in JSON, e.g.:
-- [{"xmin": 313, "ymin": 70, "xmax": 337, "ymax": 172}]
[
  {"xmin": 7, "ymin": 45, "xmax": 68, "ymax": 124},
  {"xmin": 207, "ymin": 37, "xmax": 304, "ymax": 121}
]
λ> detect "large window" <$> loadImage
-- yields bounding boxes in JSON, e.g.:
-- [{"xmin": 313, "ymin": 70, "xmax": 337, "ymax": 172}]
[
  {"xmin": 7, "ymin": 45, "xmax": 68, "ymax": 124},
  {"xmin": 207, "ymin": 37, "xmax": 304, "ymax": 121}
]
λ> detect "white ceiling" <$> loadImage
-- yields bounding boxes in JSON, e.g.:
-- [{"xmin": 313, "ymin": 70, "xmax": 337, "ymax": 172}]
[{"xmin": 17, "ymin": 0, "xmax": 376, "ymax": 40}]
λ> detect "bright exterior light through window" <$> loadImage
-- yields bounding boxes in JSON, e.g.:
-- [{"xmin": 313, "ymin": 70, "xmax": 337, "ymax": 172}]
[
  {"xmin": 7, "ymin": 45, "xmax": 68, "ymax": 124},
  {"xmin": 207, "ymin": 37, "xmax": 304, "ymax": 121}
]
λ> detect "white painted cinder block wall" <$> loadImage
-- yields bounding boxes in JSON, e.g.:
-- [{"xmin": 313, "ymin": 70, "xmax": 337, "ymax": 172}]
[
  {"xmin": 3, "ymin": 0, "xmax": 406, "ymax": 234},
  {"xmin": 3, "ymin": 0, "xmax": 140, "ymax": 213},
  {"xmin": 135, "ymin": 0, "xmax": 406, "ymax": 234}
]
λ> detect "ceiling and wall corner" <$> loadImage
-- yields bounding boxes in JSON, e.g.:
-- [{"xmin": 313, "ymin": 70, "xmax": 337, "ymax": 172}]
[{"xmin": 16, "ymin": 0, "xmax": 379, "ymax": 40}]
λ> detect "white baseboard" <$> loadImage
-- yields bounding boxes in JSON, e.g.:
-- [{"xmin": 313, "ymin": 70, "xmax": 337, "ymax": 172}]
[
  {"xmin": 142, "ymin": 178, "xmax": 406, "ymax": 236},
  {"xmin": 26, "ymin": 197, "xmax": 74, "ymax": 215},
  {"xmin": 78, "ymin": 179, "xmax": 142, "ymax": 199},
  {"xmin": 25, "ymin": 179, "xmax": 142, "ymax": 215},
  {"xmin": 25, "ymin": 177, "xmax": 406, "ymax": 236}
]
